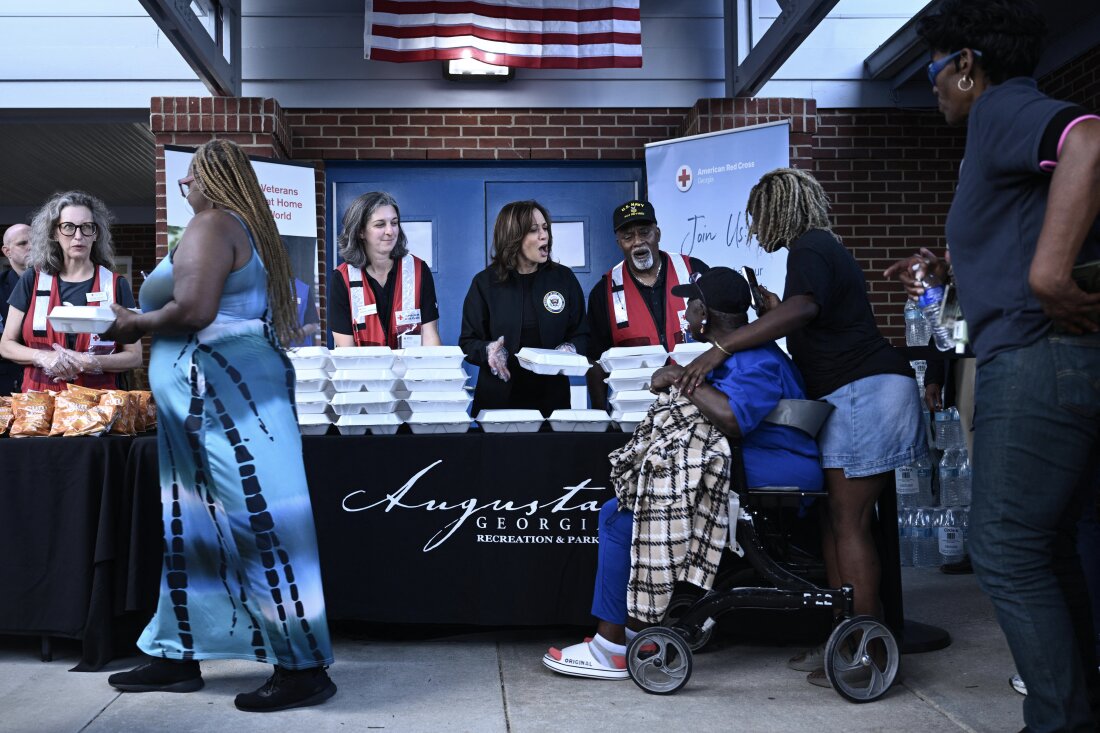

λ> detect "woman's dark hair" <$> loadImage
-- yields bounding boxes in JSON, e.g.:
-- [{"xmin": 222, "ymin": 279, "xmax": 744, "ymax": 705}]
[
  {"xmin": 337, "ymin": 191, "xmax": 409, "ymax": 269},
  {"xmin": 489, "ymin": 200, "xmax": 555, "ymax": 282},
  {"xmin": 917, "ymin": 0, "xmax": 1046, "ymax": 84}
]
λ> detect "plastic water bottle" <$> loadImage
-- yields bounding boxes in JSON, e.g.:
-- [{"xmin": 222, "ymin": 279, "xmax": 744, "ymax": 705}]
[
  {"xmin": 934, "ymin": 407, "xmax": 962, "ymax": 450},
  {"xmin": 938, "ymin": 508, "xmax": 966, "ymax": 564},
  {"xmin": 939, "ymin": 448, "xmax": 965, "ymax": 506},
  {"xmin": 915, "ymin": 264, "xmax": 954, "ymax": 351},
  {"xmin": 915, "ymin": 454, "xmax": 936, "ymax": 507},
  {"xmin": 913, "ymin": 508, "xmax": 940, "ymax": 567},
  {"xmin": 956, "ymin": 451, "xmax": 972, "ymax": 506},
  {"xmin": 895, "ymin": 464, "xmax": 920, "ymax": 508},
  {"xmin": 897, "ymin": 508, "xmax": 914, "ymax": 567},
  {"xmin": 905, "ymin": 299, "xmax": 932, "ymax": 347}
]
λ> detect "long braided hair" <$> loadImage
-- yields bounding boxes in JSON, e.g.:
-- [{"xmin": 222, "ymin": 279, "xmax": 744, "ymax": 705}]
[
  {"xmin": 746, "ymin": 168, "xmax": 833, "ymax": 253},
  {"xmin": 190, "ymin": 139, "xmax": 299, "ymax": 347}
]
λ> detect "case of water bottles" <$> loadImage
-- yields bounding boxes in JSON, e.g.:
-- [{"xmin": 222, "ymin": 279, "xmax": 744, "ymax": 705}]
[{"xmin": 896, "ymin": 404, "xmax": 971, "ymax": 567}]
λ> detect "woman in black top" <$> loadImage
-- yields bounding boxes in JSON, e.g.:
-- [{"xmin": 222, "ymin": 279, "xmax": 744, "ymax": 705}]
[
  {"xmin": 680, "ymin": 169, "xmax": 925, "ymax": 684},
  {"xmin": 460, "ymin": 200, "xmax": 588, "ymax": 417}
]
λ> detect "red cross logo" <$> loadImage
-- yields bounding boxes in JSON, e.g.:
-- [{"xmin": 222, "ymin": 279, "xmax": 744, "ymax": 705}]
[{"xmin": 676, "ymin": 165, "xmax": 693, "ymax": 192}]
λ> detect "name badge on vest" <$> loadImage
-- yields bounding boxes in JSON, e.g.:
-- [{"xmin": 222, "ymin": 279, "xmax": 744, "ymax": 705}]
[
  {"xmin": 398, "ymin": 333, "xmax": 422, "ymax": 348},
  {"xmin": 357, "ymin": 303, "xmax": 378, "ymax": 319},
  {"xmin": 395, "ymin": 309, "xmax": 422, "ymax": 327},
  {"xmin": 86, "ymin": 291, "xmax": 108, "ymax": 304}
]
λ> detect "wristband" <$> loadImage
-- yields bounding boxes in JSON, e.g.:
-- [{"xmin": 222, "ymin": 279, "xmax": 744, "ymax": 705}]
[{"xmin": 715, "ymin": 342, "xmax": 732, "ymax": 356}]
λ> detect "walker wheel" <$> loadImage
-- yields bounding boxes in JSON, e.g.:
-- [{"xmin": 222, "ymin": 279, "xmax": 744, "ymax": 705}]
[
  {"xmin": 824, "ymin": 615, "xmax": 899, "ymax": 703},
  {"xmin": 626, "ymin": 627, "xmax": 693, "ymax": 695},
  {"xmin": 661, "ymin": 592, "xmax": 713, "ymax": 651}
]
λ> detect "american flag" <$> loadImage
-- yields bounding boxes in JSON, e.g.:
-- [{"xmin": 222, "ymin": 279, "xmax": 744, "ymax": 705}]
[{"xmin": 364, "ymin": 0, "xmax": 642, "ymax": 69}]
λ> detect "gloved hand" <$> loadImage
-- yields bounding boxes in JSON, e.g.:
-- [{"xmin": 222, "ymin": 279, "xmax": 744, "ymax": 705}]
[
  {"xmin": 554, "ymin": 342, "xmax": 577, "ymax": 354},
  {"xmin": 486, "ymin": 336, "xmax": 511, "ymax": 382},
  {"xmin": 71, "ymin": 351, "xmax": 104, "ymax": 376},
  {"xmin": 32, "ymin": 344, "xmax": 81, "ymax": 382}
]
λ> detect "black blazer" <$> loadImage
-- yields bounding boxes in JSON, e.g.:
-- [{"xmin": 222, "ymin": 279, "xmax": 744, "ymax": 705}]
[{"xmin": 459, "ymin": 263, "xmax": 589, "ymax": 412}]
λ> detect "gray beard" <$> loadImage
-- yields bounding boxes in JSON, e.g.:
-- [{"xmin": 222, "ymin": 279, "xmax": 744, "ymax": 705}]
[{"xmin": 631, "ymin": 250, "xmax": 654, "ymax": 271}]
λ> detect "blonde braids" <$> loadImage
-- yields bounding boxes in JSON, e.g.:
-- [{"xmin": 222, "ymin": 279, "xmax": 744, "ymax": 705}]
[
  {"xmin": 192, "ymin": 140, "xmax": 300, "ymax": 347},
  {"xmin": 746, "ymin": 168, "xmax": 833, "ymax": 253}
]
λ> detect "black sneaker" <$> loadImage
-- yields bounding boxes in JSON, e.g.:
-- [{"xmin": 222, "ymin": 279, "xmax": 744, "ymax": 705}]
[
  {"xmin": 108, "ymin": 657, "xmax": 203, "ymax": 693},
  {"xmin": 234, "ymin": 666, "xmax": 337, "ymax": 713}
]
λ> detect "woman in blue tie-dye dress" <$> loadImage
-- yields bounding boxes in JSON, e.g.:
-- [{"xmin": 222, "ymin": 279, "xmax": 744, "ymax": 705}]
[{"xmin": 103, "ymin": 139, "xmax": 335, "ymax": 713}]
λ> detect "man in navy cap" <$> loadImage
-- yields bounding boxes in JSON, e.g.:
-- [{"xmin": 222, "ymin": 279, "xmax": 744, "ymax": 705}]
[{"xmin": 586, "ymin": 200, "xmax": 708, "ymax": 409}]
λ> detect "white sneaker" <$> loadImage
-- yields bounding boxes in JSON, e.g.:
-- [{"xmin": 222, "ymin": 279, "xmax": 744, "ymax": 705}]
[{"xmin": 1010, "ymin": 673, "xmax": 1027, "ymax": 696}]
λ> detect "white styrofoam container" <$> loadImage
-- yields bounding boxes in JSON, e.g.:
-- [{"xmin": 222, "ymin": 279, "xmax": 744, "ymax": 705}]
[
  {"xmin": 396, "ymin": 345, "xmax": 466, "ymax": 370},
  {"xmin": 476, "ymin": 409, "xmax": 544, "ymax": 433},
  {"xmin": 399, "ymin": 368, "xmax": 469, "ymax": 392},
  {"xmin": 670, "ymin": 342, "xmax": 711, "ymax": 366},
  {"xmin": 604, "ymin": 366, "xmax": 660, "ymax": 392},
  {"xmin": 514, "ymin": 347, "xmax": 591, "ymax": 377},
  {"xmin": 406, "ymin": 411, "xmax": 472, "ymax": 434},
  {"xmin": 330, "ymin": 368, "xmax": 401, "ymax": 393},
  {"xmin": 294, "ymin": 368, "xmax": 332, "ymax": 393},
  {"xmin": 287, "ymin": 346, "xmax": 332, "ymax": 371},
  {"xmin": 47, "ymin": 305, "xmax": 116, "ymax": 334},
  {"xmin": 330, "ymin": 346, "xmax": 397, "ymax": 370},
  {"xmin": 611, "ymin": 410, "xmax": 648, "ymax": 433},
  {"xmin": 609, "ymin": 389, "xmax": 658, "ymax": 413},
  {"xmin": 548, "ymin": 409, "xmax": 612, "ymax": 433},
  {"xmin": 298, "ymin": 413, "xmax": 332, "ymax": 436},
  {"xmin": 331, "ymin": 391, "xmax": 401, "ymax": 415},
  {"xmin": 597, "ymin": 345, "xmax": 668, "ymax": 372},
  {"xmin": 335, "ymin": 413, "xmax": 403, "ymax": 436},
  {"xmin": 402, "ymin": 390, "xmax": 472, "ymax": 413},
  {"xmin": 295, "ymin": 392, "xmax": 332, "ymax": 414}
]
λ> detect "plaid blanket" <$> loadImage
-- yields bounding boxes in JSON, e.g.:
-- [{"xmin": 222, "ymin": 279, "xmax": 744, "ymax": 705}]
[{"xmin": 609, "ymin": 391, "xmax": 732, "ymax": 623}]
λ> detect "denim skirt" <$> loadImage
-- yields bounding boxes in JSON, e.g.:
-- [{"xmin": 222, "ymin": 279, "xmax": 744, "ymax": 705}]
[{"xmin": 817, "ymin": 373, "xmax": 928, "ymax": 478}]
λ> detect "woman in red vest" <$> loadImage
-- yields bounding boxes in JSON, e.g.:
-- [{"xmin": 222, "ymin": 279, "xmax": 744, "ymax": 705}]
[
  {"xmin": 330, "ymin": 191, "xmax": 440, "ymax": 349},
  {"xmin": 0, "ymin": 190, "xmax": 141, "ymax": 391}
]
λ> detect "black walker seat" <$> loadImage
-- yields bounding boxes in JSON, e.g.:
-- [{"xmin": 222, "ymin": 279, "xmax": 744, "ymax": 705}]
[{"xmin": 623, "ymin": 400, "xmax": 901, "ymax": 702}]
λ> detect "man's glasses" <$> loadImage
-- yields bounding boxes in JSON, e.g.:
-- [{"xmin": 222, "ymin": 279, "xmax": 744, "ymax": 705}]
[
  {"xmin": 927, "ymin": 49, "xmax": 982, "ymax": 85},
  {"xmin": 617, "ymin": 225, "xmax": 655, "ymax": 244},
  {"xmin": 178, "ymin": 177, "xmax": 194, "ymax": 198},
  {"xmin": 57, "ymin": 222, "xmax": 98, "ymax": 237}
]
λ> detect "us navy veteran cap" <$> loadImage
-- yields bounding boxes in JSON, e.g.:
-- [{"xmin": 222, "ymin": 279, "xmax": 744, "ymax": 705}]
[{"xmin": 613, "ymin": 200, "xmax": 657, "ymax": 231}]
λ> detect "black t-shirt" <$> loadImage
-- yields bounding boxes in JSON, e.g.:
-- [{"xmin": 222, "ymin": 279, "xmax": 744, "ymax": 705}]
[
  {"xmin": 329, "ymin": 259, "xmax": 439, "ymax": 336},
  {"xmin": 783, "ymin": 229, "xmax": 911, "ymax": 399},
  {"xmin": 586, "ymin": 254, "xmax": 709, "ymax": 359},
  {"xmin": 8, "ymin": 268, "xmax": 137, "ymax": 349}
]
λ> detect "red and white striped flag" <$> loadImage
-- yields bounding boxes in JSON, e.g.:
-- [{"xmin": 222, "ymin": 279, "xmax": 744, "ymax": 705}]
[{"xmin": 364, "ymin": 0, "xmax": 642, "ymax": 69}]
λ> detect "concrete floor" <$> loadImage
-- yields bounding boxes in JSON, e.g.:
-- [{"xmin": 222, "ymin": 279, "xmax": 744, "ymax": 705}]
[{"xmin": 0, "ymin": 568, "xmax": 1024, "ymax": 733}]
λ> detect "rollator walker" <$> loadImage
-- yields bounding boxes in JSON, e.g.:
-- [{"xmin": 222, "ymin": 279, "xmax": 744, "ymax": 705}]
[{"xmin": 624, "ymin": 399, "xmax": 901, "ymax": 703}]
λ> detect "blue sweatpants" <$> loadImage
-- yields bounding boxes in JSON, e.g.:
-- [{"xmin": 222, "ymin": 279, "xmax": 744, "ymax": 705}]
[{"xmin": 591, "ymin": 498, "xmax": 633, "ymax": 625}]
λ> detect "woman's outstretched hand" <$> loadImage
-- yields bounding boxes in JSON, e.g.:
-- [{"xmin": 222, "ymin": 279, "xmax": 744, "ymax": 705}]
[
  {"xmin": 676, "ymin": 346, "xmax": 725, "ymax": 395},
  {"xmin": 104, "ymin": 304, "xmax": 144, "ymax": 345}
]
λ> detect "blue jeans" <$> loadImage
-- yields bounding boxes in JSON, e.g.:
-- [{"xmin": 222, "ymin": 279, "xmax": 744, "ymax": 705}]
[
  {"xmin": 969, "ymin": 333, "xmax": 1100, "ymax": 732},
  {"xmin": 591, "ymin": 498, "xmax": 632, "ymax": 625}
]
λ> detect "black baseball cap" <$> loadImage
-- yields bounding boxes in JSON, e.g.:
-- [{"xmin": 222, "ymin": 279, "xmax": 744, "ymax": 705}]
[
  {"xmin": 671, "ymin": 266, "xmax": 752, "ymax": 315},
  {"xmin": 613, "ymin": 200, "xmax": 657, "ymax": 231}
]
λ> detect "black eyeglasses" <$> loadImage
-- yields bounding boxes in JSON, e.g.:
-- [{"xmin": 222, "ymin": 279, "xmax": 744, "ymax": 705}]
[{"xmin": 57, "ymin": 222, "xmax": 98, "ymax": 237}]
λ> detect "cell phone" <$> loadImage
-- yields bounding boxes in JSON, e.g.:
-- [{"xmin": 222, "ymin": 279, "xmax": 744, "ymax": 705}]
[{"xmin": 740, "ymin": 266, "xmax": 764, "ymax": 313}]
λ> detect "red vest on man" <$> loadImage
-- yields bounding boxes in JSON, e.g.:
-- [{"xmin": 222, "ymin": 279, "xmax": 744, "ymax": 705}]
[
  {"xmin": 337, "ymin": 254, "xmax": 424, "ymax": 349},
  {"xmin": 605, "ymin": 252, "xmax": 694, "ymax": 349},
  {"xmin": 21, "ymin": 266, "xmax": 121, "ymax": 392}
]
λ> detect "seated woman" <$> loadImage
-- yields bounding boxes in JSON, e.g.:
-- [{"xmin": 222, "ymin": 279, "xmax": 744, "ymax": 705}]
[
  {"xmin": 460, "ymin": 200, "xmax": 588, "ymax": 417},
  {"xmin": 0, "ymin": 190, "xmax": 142, "ymax": 390},
  {"xmin": 543, "ymin": 267, "xmax": 822, "ymax": 680},
  {"xmin": 330, "ymin": 191, "xmax": 440, "ymax": 348}
]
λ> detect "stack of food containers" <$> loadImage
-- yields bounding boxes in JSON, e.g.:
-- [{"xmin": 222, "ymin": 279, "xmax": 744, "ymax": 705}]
[
  {"xmin": 328, "ymin": 347, "xmax": 404, "ymax": 435},
  {"xmin": 288, "ymin": 346, "xmax": 334, "ymax": 435},
  {"xmin": 669, "ymin": 341, "xmax": 710, "ymax": 366},
  {"xmin": 397, "ymin": 346, "xmax": 473, "ymax": 433},
  {"xmin": 599, "ymin": 346, "xmax": 667, "ymax": 432}
]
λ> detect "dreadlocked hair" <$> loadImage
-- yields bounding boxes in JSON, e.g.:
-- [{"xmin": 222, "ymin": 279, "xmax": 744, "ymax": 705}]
[
  {"xmin": 191, "ymin": 139, "xmax": 300, "ymax": 348},
  {"xmin": 746, "ymin": 168, "xmax": 833, "ymax": 253}
]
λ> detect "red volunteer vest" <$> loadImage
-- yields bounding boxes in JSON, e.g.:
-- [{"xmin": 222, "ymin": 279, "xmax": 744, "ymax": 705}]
[
  {"xmin": 337, "ymin": 255, "xmax": 423, "ymax": 349},
  {"xmin": 21, "ymin": 266, "xmax": 121, "ymax": 392},
  {"xmin": 605, "ymin": 253, "xmax": 694, "ymax": 349}
]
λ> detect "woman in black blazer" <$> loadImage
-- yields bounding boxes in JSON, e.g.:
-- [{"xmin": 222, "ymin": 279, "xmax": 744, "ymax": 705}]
[{"xmin": 460, "ymin": 200, "xmax": 589, "ymax": 417}]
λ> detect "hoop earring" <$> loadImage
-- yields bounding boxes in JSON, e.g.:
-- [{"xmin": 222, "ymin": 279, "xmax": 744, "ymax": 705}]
[{"xmin": 957, "ymin": 75, "xmax": 974, "ymax": 92}]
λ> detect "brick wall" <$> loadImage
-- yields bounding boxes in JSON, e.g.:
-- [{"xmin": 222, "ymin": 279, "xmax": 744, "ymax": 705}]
[
  {"xmin": 1040, "ymin": 44, "xmax": 1100, "ymax": 110},
  {"xmin": 111, "ymin": 223, "xmax": 157, "ymax": 301}
]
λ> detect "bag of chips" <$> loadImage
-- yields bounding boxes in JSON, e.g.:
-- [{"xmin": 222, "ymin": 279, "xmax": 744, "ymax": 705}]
[
  {"xmin": 0, "ymin": 396, "xmax": 13, "ymax": 435},
  {"xmin": 101, "ymin": 390, "xmax": 138, "ymax": 435},
  {"xmin": 132, "ymin": 390, "xmax": 156, "ymax": 432},
  {"xmin": 10, "ymin": 391, "xmax": 56, "ymax": 438},
  {"xmin": 64, "ymin": 404, "xmax": 117, "ymax": 437},
  {"xmin": 50, "ymin": 386, "xmax": 102, "ymax": 436}
]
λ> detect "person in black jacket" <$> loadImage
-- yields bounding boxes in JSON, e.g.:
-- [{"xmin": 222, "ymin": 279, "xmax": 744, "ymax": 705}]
[{"xmin": 460, "ymin": 200, "xmax": 589, "ymax": 417}]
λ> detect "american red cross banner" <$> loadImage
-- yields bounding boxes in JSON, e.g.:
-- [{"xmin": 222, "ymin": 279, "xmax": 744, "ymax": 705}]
[{"xmin": 364, "ymin": 0, "xmax": 643, "ymax": 69}]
